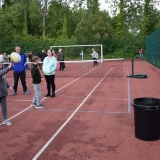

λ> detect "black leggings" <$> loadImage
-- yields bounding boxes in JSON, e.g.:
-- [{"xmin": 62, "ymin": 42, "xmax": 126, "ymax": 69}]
[
  {"xmin": 93, "ymin": 58, "xmax": 98, "ymax": 66},
  {"xmin": 44, "ymin": 75, "xmax": 55, "ymax": 95},
  {"xmin": 60, "ymin": 62, "xmax": 65, "ymax": 70}
]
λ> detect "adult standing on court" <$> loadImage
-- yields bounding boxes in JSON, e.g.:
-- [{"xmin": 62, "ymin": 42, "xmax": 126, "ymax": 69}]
[
  {"xmin": 139, "ymin": 48, "xmax": 143, "ymax": 59},
  {"xmin": 28, "ymin": 51, "xmax": 34, "ymax": 62},
  {"xmin": 60, "ymin": 48, "xmax": 65, "ymax": 70},
  {"xmin": 10, "ymin": 46, "xmax": 30, "ymax": 96},
  {"xmin": 27, "ymin": 51, "xmax": 33, "ymax": 70},
  {"xmin": 41, "ymin": 50, "xmax": 47, "ymax": 62},
  {"xmin": 57, "ymin": 48, "xmax": 65, "ymax": 71},
  {"xmin": 91, "ymin": 48, "xmax": 98, "ymax": 66},
  {"xmin": 43, "ymin": 49, "xmax": 57, "ymax": 98}
]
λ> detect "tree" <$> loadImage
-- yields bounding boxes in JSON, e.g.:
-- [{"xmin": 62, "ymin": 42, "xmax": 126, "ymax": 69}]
[
  {"xmin": 46, "ymin": 0, "xmax": 77, "ymax": 38},
  {"xmin": 37, "ymin": 0, "xmax": 51, "ymax": 38},
  {"xmin": 2, "ymin": 0, "xmax": 12, "ymax": 9},
  {"xmin": 155, "ymin": 11, "xmax": 160, "ymax": 29},
  {"xmin": 0, "ymin": 3, "xmax": 24, "ymax": 44},
  {"xmin": 141, "ymin": 0, "xmax": 150, "ymax": 37},
  {"xmin": 140, "ymin": 0, "xmax": 159, "ymax": 37},
  {"xmin": 87, "ymin": 0, "xmax": 99, "ymax": 14},
  {"xmin": 28, "ymin": 0, "xmax": 42, "ymax": 36},
  {"xmin": 75, "ymin": 11, "xmax": 114, "ymax": 40},
  {"xmin": 62, "ymin": 16, "xmax": 68, "ymax": 39},
  {"xmin": 20, "ymin": 0, "xmax": 31, "ymax": 36},
  {"xmin": 115, "ymin": 0, "xmax": 125, "ymax": 37}
]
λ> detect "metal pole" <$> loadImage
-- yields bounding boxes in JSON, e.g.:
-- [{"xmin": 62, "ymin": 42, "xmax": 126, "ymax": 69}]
[
  {"xmin": 82, "ymin": 50, "xmax": 83, "ymax": 60},
  {"xmin": 132, "ymin": 58, "xmax": 134, "ymax": 76},
  {"xmin": 101, "ymin": 45, "xmax": 103, "ymax": 63}
]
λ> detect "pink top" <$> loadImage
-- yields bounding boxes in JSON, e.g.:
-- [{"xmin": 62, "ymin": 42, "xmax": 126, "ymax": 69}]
[
  {"xmin": 53, "ymin": 53, "xmax": 56, "ymax": 57},
  {"xmin": 139, "ymin": 49, "xmax": 143, "ymax": 54}
]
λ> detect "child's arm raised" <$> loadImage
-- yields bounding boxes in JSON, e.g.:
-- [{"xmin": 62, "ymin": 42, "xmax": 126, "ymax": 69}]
[{"xmin": 0, "ymin": 62, "xmax": 13, "ymax": 77}]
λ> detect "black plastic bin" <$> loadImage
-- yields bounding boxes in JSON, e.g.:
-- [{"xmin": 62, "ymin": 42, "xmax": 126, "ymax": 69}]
[{"xmin": 133, "ymin": 98, "xmax": 160, "ymax": 141}]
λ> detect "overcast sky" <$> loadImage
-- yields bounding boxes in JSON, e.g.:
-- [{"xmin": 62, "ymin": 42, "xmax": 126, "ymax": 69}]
[
  {"xmin": 99, "ymin": 0, "xmax": 160, "ymax": 12},
  {"xmin": 99, "ymin": 0, "xmax": 108, "ymax": 10}
]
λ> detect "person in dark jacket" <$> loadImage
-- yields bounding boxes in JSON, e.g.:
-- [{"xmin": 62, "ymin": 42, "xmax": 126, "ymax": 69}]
[
  {"xmin": 31, "ymin": 56, "xmax": 44, "ymax": 109},
  {"xmin": 0, "ymin": 62, "xmax": 13, "ymax": 125},
  {"xmin": 57, "ymin": 49, "xmax": 65, "ymax": 71},
  {"xmin": 60, "ymin": 48, "xmax": 66, "ymax": 70},
  {"xmin": 28, "ymin": 51, "xmax": 34, "ymax": 62},
  {"xmin": 41, "ymin": 50, "xmax": 47, "ymax": 62},
  {"xmin": 10, "ymin": 46, "xmax": 30, "ymax": 96}
]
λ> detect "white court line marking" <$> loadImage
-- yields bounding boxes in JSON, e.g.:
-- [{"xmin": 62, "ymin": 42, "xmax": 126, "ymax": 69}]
[
  {"xmin": 0, "ymin": 65, "xmax": 102, "ymax": 125},
  {"xmin": 32, "ymin": 67, "xmax": 113, "ymax": 160},
  {"xmin": 7, "ymin": 97, "xmax": 127, "ymax": 102},
  {"xmin": 127, "ymin": 67, "xmax": 131, "ymax": 113},
  {"xmin": 4, "ymin": 108, "xmax": 128, "ymax": 114},
  {"xmin": 7, "ymin": 99, "xmax": 32, "ymax": 102},
  {"xmin": 57, "ymin": 95, "xmax": 128, "ymax": 101}
]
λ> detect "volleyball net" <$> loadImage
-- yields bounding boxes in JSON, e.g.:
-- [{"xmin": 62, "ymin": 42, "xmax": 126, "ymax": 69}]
[{"xmin": 3, "ymin": 58, "xmax": 124, "ymax": 78}]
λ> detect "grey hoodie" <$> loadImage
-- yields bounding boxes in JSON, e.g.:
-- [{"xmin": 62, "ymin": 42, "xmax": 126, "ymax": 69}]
[
  {"xmin": 0, "ymin": 67, "xmax": 10, "ymax": 97},
  {"xmin": 57, "ymin": 51, "xmax": 64, "ymax": 61}
]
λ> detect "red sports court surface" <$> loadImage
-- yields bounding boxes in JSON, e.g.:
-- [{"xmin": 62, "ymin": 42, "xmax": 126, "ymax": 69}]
[{"xmin": 0, "ymin": 59, "xmax": 160, "ymax": 160}]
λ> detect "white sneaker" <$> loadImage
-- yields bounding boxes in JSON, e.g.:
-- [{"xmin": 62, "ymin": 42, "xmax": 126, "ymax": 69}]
[
  {"xmin": 35, "ymin": 104, "xmax": 45, "ymax": 109},
  {"xmin": 24, "ymin": 91, "xmax": 31, "ymax": 95},
  {"xmin": 3, "ymin": 119, "xmax": 12, "ymax": 126}
]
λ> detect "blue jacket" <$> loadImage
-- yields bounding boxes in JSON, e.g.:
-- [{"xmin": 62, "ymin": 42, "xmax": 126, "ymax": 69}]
[
  {"xmin": 42, "ymin": 56, "xmax": 57, "ymax": 75},
  {"xmin": 12, "ymin": 53, "xmax": 28, "ymax": 73}
]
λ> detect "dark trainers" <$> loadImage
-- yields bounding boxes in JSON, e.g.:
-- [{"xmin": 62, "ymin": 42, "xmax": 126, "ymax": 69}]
[
  {"xmin": 3, "ymin": 119, "xmax": 12, "ymax": 126},
  {"xmin": 24, "ymin": 91, "xmax": 31, "ymax": 95},
  {"xmin": 50, "ymin": 93, "xmax": 55, "ymax": 98},
  {"xmin": 10, "ymin": 92, "xmax": 17, "ymax": 96},
  {"xmin": 35, "ymin": 104, "xmax": 45, "ymax": 109},
  {"xmin": 31, "ymin": 103, "xmax": 37, "ymax": 107},
  {"xmin": 45, "ymin": 93, "xmax": 50, "ymax": 97}
]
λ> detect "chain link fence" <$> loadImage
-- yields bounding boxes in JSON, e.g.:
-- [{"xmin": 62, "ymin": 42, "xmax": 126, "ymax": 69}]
[{"xmin": 146, "ymin": 29, "xmax": 160, "ymax": 68}]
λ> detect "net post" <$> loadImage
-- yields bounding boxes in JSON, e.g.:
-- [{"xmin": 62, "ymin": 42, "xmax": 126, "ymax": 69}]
[
  {"xmin": 101, "ymin": 45, "xmax": 103, "ymax": 63},
  {"xmin": 132, "ymin": 58, "xmax": 134, "ymax": 76},
  {"xmin": 82, "ymin": 50, "xmax": 83, "ymax": 60}
]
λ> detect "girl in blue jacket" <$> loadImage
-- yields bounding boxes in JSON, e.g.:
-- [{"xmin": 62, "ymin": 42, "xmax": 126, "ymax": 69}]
[{"xmin": 42, "ymin": 49, "xmax": 57, "ymax": 97}]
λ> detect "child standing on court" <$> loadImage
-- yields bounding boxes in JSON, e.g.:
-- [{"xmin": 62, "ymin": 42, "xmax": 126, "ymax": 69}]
[
  {"xmin": 91, "ymin": 48, "xmax": 98, "ymax": 66},
  {"xmin": 31, "ymin": 56, "xmax": 45, "ymax": 108},
  {"xmin": 139, "ymin": 48, "xmax": 143, "ymax": 59},
  {"xmin": 52, "ymin": 50, "xmax": 56, "ymax": 57},
  {"xmin": 0, "ymin": 62, "xmax": 13, "ymax": 126}
]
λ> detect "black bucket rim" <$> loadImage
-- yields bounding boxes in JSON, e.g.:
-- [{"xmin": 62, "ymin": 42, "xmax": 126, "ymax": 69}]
[{"xmin": 133, "ymin": 97, "xmax": 160, "ymax": 111}]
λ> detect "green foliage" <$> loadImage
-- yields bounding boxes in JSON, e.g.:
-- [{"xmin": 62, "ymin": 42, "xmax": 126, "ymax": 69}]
[
  {"xmin": 141, "ymin": 0, "xmax": 159, "ymax": 37},
  {"xmin": 0, "ymin": 0, "xmax": 158, "ymax": 59},
  {"xmin": 115, "ymin": 0, "xmax": 125, "ymax": 37},
  {"xmin": 62, "ymin": 16, "xmax": 68, "ymax": 39},
  {"xmin": 75, "ymin": 11, "xmax": 114, "ymax": 40},
  {"xmin": 87, "ymin": 0, "xmax": 100, "ymax": 14}
]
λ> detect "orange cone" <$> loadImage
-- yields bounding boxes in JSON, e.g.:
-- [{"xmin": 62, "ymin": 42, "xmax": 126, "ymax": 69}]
[{"xmin": 110, "ymin": 64, "xmax": 115, "ymax": 68}]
